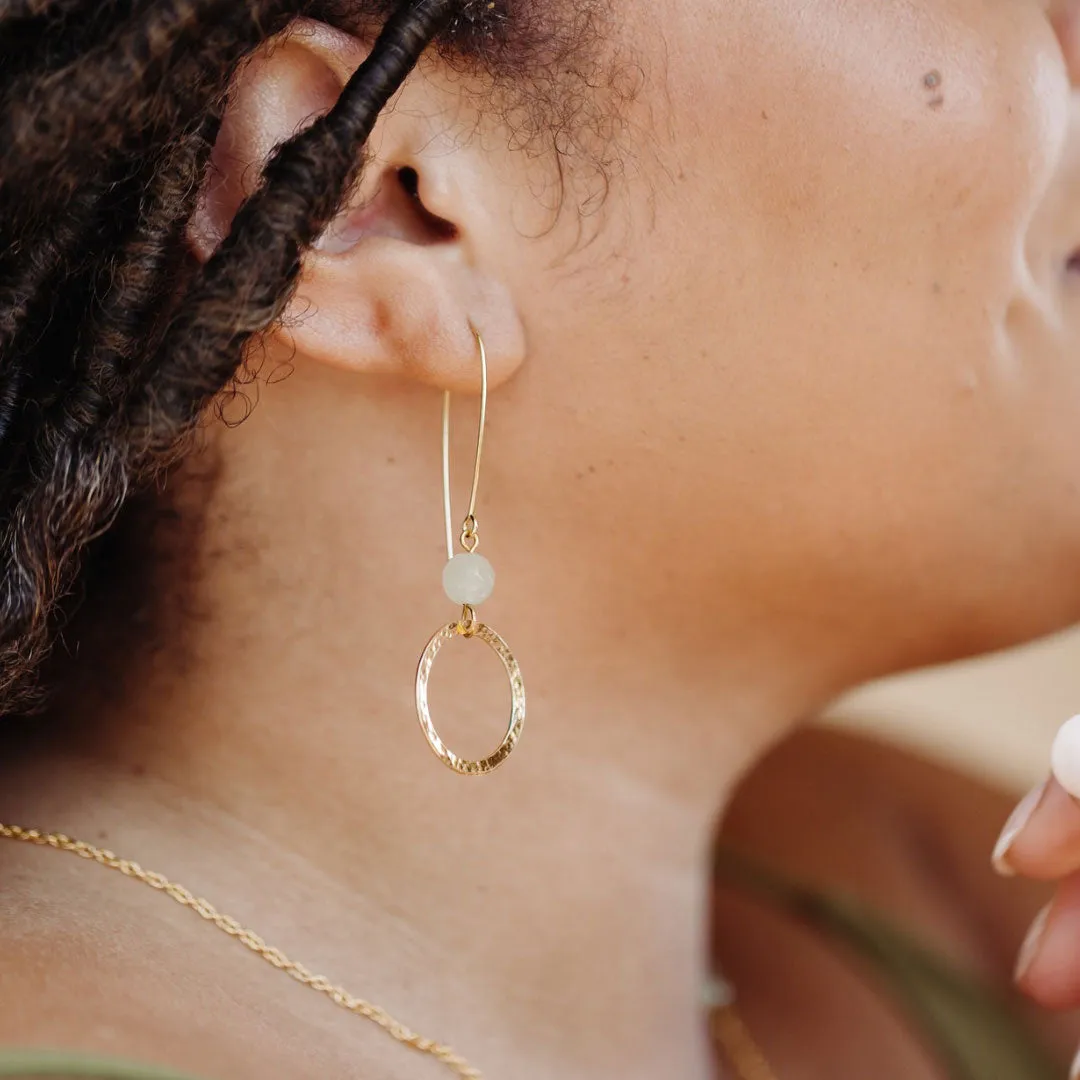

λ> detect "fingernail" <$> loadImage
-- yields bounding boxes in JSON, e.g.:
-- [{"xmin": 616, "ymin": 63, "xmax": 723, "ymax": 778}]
[
  {"xmin": 1016, "ymin": 903, "xmax": 1052, "ymax": 983},
  {"xmin": 1070, "ymin": 1044, "xmax": 1080, "ymax": 1080},
  {"xmin": 1052, "ymin": 715, "xmax": 1080, "ymax": 799},
  {"xmin": 993, "ymin": 781, "xmax": 1048, "ymax": 877}
]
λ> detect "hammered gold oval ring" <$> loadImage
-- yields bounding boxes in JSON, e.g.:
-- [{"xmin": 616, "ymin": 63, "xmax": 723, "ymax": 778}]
[{"xmin": 415, "ymin": 620, "xmax": 527, "ymax": 776}]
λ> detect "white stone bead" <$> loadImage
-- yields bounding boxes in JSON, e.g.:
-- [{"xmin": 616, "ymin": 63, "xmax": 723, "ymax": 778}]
[
  {"xmin": 1052, "ymin": 714, "xmax": 1080, "ymax": 799},
  {"xmin": 442, "ymin": 553, "xmax": 495, "ymax": 606}
]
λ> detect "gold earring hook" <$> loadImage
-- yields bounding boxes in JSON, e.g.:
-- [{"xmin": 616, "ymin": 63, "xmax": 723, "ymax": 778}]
[
  {"xmin": 417, "ymin": 322, "xmax": 526, "ymax": 776},
  {"xmin": 442, "ymin": 324, "xmax": 488, "ymax": 561}
]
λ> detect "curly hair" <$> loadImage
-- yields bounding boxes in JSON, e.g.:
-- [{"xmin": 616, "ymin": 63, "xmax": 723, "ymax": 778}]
[{"xmin": 0, "ymin": 0, "xmax": 609, "ymax": 715}]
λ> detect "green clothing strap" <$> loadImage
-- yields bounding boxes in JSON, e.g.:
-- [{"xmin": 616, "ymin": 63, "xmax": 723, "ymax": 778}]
[
  {"xmin": 0, "ymin": 1051, "xmax": 206, "ymax": 1079},
  {"xmin": 713, "ymin": 849, "xmax": 1059, "ymax": 1080}
]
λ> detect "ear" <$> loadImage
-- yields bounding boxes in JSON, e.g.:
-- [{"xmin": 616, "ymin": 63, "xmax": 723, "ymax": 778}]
[{"xmin": 188, "ymin": 17, "xmax": 526, "ymax": 393}]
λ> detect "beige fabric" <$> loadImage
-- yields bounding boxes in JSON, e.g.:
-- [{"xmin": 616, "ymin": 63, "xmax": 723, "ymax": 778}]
[{"xmin": 827, "ymin": 628, "xmax": 1080, "ymax": 791}]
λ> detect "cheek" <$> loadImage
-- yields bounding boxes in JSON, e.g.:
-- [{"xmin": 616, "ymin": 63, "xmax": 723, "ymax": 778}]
[
  {"xmin": 560, "ymin": 0, "xmax": 1080, "ymax": 643},
  {"xmin": 641, "ymin": 0, "xmax": 1067, "ymax": 417},
  {"xmin": 663, "ymin": 0, "xmax": 1066, "ymax": 290},
  {"xmin": 637, "ymin": 0, "xmax": 1068, "ymax": 451}
]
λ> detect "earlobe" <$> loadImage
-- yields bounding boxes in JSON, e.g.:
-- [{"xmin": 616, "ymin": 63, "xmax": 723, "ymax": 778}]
[
  {"xmin": 278, "ymin": 233, "xmax": 526, "ymax": 394},
  {"xmin": 287, "ymin": 141, "xmax": 526, "ymax": 392}
]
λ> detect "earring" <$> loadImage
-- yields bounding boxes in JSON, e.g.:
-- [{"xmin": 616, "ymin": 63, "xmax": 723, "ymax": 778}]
[{"xmin": 414, "ymin": 325, "xmax": 527, "ymax": 776}]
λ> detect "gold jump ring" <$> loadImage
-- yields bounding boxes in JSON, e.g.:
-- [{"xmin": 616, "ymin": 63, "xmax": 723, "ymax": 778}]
[{"xmin": 415, "ymin": 620, "xmax": 526, "ymax": 776}]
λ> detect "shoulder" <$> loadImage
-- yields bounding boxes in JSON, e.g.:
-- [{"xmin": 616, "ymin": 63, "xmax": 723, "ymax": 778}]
[
  {"xmin": 712, "ymin": 726, "xmax": 1076, "ymax": 1080},
  {"xmin": 718, "ymin": 725, "xmax": 1045, "ymax": 971}
]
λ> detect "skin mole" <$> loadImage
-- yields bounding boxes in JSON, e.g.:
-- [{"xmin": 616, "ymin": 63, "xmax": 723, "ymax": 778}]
[{"xmin": 924, "ymin": 69, "xmax": 945, "ymax": 109}]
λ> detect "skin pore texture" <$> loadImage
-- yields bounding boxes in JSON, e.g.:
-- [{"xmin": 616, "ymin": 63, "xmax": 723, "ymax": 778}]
[{"xmin": 5, "ymin": 1, "xmax": 1080, "ymax": 1078}]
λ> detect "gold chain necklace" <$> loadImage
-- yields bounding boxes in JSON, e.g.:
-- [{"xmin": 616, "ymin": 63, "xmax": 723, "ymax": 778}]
[
  {"xmin": 0, "ymin": 823, "xmax": 779, "ymax": 1080},
  {"xmin": 710, "ymin": 1006, "xmax": 781, "ymax": 1080},
  {"xmin": 0, "ymin": 824, "xmax": 483, "ymax": 1080},
  {"xmin": 704, "ymin": 976, "xmax": 781, "ymax": 1080}
]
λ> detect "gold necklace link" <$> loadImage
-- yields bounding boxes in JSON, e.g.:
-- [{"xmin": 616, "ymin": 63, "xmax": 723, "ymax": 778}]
[
  {"xmin": 0, "ymin": 824, "xmax": 484, "ymax": 1080},
  {"xmin": 710, "ymin": 1004, "xmax": 781, "ymax": 1080}
]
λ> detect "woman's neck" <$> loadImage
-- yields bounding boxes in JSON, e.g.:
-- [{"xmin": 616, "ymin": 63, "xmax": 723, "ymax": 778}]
[
  {"xmin": 64, "ymin": 615, "xmax": 802, "ymax": 1077},
  {"xmin": 10, "ymin": 407, "xmax": 857, "ymax": 1078}
]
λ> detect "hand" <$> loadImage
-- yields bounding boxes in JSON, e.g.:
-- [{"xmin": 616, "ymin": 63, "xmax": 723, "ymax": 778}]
[{"xmin": 994, "ymin": 716, "xmax": 1080, "ymax": 1078}]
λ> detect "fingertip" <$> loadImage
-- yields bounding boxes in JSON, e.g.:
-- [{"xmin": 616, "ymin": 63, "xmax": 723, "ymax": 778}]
[
  {"xmin": 1015, "ymin": 902, "xmax": 1052, "ymax": 984},
  {"xmin": 1016, "ymin": 875, "xmax": 1080, "ymax": 1010},
  {"xmin": 998, "ymin": 779, "xmax": 1080, "ymax": 880},
  {"xmin": 992, "ymin": 781, "xmax": 1047, "ymax": 877}
]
